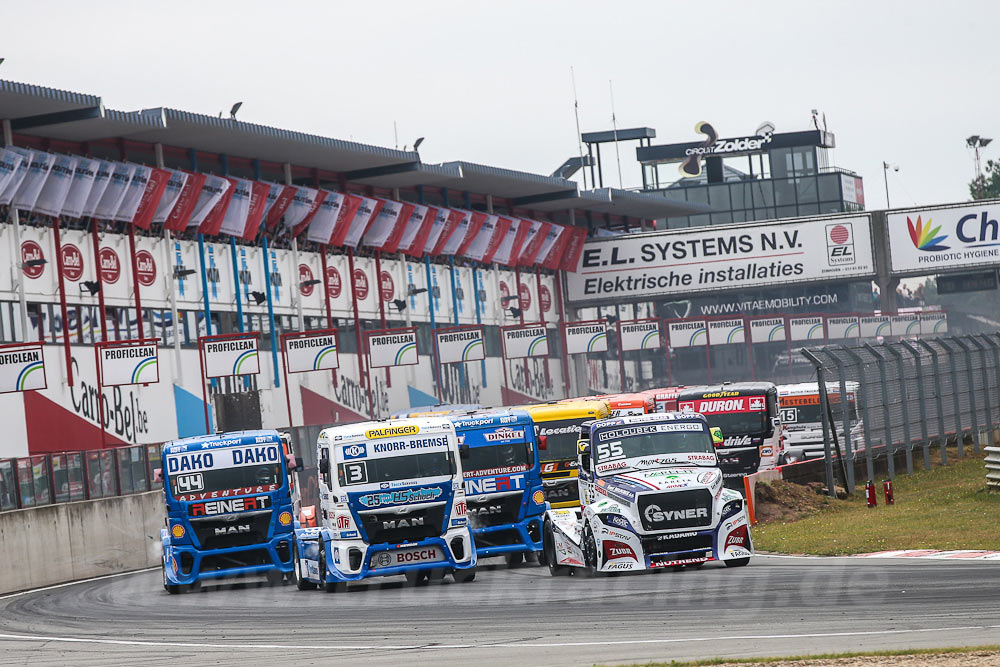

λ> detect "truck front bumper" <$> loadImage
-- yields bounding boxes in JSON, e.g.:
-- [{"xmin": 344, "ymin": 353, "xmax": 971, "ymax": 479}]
[
  {"xmin": 472, "ymin": 512, "xmax": 544, "ymax": 558},
  {"xmin": 161, "ymin": 530, "xmax": 294, "ymax": 585}
]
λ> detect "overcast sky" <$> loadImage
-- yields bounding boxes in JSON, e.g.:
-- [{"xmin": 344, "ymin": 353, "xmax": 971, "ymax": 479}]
[{"xmin": 3, "ymin": 0, "xmax": 997, "ymax": 209}]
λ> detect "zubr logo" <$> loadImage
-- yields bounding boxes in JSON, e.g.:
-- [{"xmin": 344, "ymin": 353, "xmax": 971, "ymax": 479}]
[{"xmin": 907, "ymin": 215, "xmax": 949, "ymax": 252}]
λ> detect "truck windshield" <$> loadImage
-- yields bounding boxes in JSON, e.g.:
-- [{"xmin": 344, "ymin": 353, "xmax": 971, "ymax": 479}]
[
  {"xmin": 338, "ymin": 451, "xmax": 455, "ymax": 486},
  {"xmin": 537, "ymin": 419, "xmax": 585, "ymax": 461},
  {"xmin": 168, "ymin": 463, "xmax": 283, "ymax": 499},
  {"xmin": 592, "ymin": 423, "xmax": 714, "ymax": 474},
  {"xmin": 705, "ymin": 411, "xmax": 767, "ymax": 436},
  {"xmin": 463, "ymin": 442, "xmax": 532, "ymax": 477}
]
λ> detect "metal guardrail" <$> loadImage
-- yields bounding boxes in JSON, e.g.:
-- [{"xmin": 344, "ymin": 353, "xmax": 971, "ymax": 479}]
[
  {"xmin": 801, "ymin": 333, "xmax": 1000, "ymax": 497},
  {"xmin": 0, "ymin": 443, "xmax": 163, "ymax": 511}
]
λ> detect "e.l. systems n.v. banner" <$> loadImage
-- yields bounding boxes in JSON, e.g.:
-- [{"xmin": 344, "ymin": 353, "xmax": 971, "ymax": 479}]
[{"xmin": 566, "ymin": 215, "xmax": 875, "ymax": 304}]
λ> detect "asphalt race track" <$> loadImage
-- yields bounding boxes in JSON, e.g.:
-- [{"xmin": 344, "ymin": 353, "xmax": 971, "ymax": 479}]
[{"xmin": 1, "ymin": 556, "xmax": 999, "ymax": 666}]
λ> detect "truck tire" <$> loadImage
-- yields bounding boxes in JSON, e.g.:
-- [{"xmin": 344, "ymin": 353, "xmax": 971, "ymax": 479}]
[
  {"xmin": 452, "ymin": 567, "xmax": 476, "ymax": 583},
  {"xmin": 265, "ymin": 569, "xmax": 285, "ymax": 586},
  {"xmin": 725, "ymin": 557, "xmax": 751, "ymax": 568},
  {"xmin": 543, "ymin": 520, "xmax": 571, "ymax": 577},
  {"xmin": 504, "ymin": 552, "xmax": 525, "ymax": 568},
  {"xmin": 580, "ymin": 524, "xmax": 600, "ymax": 578},
  {"xmin": 405, "ymin": 570, "xmax": 429, "ymax": 586},
  {"xmin": 162, "ymin": 555, "xmax": 182, "ymax": 595},
  {"xmin": 319, "ymin": 544, "xmax": 344, "ymax": 592},
  {"xmin": 293, "ymin": 539, "xmax": 316, "ymax": 591}
]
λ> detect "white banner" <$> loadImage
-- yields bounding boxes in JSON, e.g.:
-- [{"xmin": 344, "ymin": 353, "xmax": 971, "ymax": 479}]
[
  {"xmin": 13, "ymin": 151, "xmax": 56, "ymax": 212},
  {"xmin": 33, "ymin": 154, "xmax": 77, "ymax": 217},
  {"xmin": 667, "ymin": 320, "xmax": 707, "ymax": 348},
  {"xmin": 859, "ymin": 315, "xmax": 890, "ymax": 339},
  {"xmin": 342, "ymin": 196, "xmax": 380, "ymax": 248},
  {"xmin": 502, "ymin": 325, "xmax": 549, "ymax": 359},
  {"xmin": 788, "ymin": 316, "xmax": 824, "ymax": 342},
  {"xmin": 203, "ymin": 335, "xmax": 260, "ymax": 378},
  {"xmin": 397, "ymin": 204, "xmax": 432, "ymax": 254},
  {"xmin": 424, "ymin": 207, "xmax": 454, "ymax": 252},
  {"xmin": 567, "ymin": 215, "xmax": 875, "ymax": 303},
  {"xmin": 825, "ymin": 316, "xmax": 860, "ymax": 339},
  {"xmin": 60, "ymin": 158, "xmax": 99, "ymax": 219},
  {"xmin": 81, "ymin": 161, "xmax": 113, "ymax": 218},
  {"xmin": 440, "ymin": 210, "xmax": 474, "ymax": 255},
  {"xmin": 619, "ymin": 320, "xmax": 661, "ymax": 351},
  {"xmin": 114, "ymin": 164, "xmax": 153, "ymax": 222},
  {"xmin": 436, "ymin": 327, "xmax": 485, "ymax": 364},
  {"xmin": 99, "ymin": 343, "xmax": 159, "ymax": 386},
  {"xmin": 0, "ymin": 148, "xmax": 25, "ymax": 205},
  {"xmin": 218, "ymin": 178, "xmax": 254, "ymax": 237},
  {"xmin": 362, "ymin": 199, "xmax": 404, "ymax": 249},
  {"xmin": 93, "ymin": 163, "xmax": 135, "ymax": 220},
  {"xmin": 565, "ymin": 322, "xmax": 608, "ymax": 355},
  {"xmin": 152, "ymin": 170, "xmax": 189, "ymax": 224},
  {"xmin": 188, "ymin": 175, "xmax": 230, "ymax": 228},
  {"xmin": 707, "ymin": 318, "xmax": 745, "ymax": 345},
  {"xmin": 920, "ymin": 312, "xmax": 947, "ymax": 335},
  {"xmin": 749, "ymin": 317, "xmax": 786, "ymax": 343},
  {"xmin": 305, "ymin": 191, "xmax": 346, "ymax": 244},
  {"xmin": 368, "ymin": 329, "xmax": 418, "ymax": 368},
  {"xmin": 283, "ymin": 186, "xmax": 320, "ymax": 231},
  {"xmin": 0, "ymin": 344, "xmax": 46, "ymax": 393},
  {"xmin": 887, "ymin": 203, "xmax": 1000, "ymax": 273},
  {"xmin": 890, "ymin": 313, "xmax": 920, "ymax": 336},
  {"xmin": 284, "ymin": 332, "xmax": 339, "ymax": 373},
  {"xmin": 462, "ymin": 214, "xmax": 499, "ymax": 261},
  {"xmin": 492, "ymin": 218, "xmax": 522, "ymax": 266}
]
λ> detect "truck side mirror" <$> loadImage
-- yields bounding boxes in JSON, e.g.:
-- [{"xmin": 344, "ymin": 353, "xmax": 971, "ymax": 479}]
[
  {"xmin": 537, "ymin": 435, "xmax": 547, "ymax": 450},
  {"xmin": 577, "ymin": 440, "xmax": 591, "ymax": 470},
  {"xmin": 286, "ymin": 453, "xmax": 303, "ymax": 472},
  {"xmin": 153, "ymin": 468, "xmax": 163, "ymax": 483},
  {"xmin": 319, "ymin": 457, "xmax": 330, "ymax": 475},
  {"xmin": 710, "ymin": 428, "xmax": 724, "ymax": 447}
]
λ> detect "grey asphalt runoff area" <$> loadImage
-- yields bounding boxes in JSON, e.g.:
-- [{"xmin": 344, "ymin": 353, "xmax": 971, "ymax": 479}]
[{"xmin": 1, "ymin": 555, "xmax": 999, "ymax": 666}]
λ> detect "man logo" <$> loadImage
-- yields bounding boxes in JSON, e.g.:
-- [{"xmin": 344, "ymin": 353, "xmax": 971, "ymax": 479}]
[
  {"xmin": 382, "ymin": 517, "xmax": 425, "ymax": 530},
  {"xmin": 214, "ymin": 524, "xmax": 251, "ymax": 536}
]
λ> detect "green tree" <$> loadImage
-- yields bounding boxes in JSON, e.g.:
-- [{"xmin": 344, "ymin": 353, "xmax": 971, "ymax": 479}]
[{"xmin": 969, "ymin": 159, "xmax": 1000, "ymax": 200}]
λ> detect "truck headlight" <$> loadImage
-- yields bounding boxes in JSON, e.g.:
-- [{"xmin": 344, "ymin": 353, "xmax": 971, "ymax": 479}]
[{"xmin": 721, "ymin": 499, "xmax": 743, "ymax": 518}]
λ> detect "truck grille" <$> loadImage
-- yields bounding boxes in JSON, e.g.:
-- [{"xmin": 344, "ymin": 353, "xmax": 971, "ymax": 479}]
[
  {"xmin": 543, "ymin": 479, "xmax": 578, "ymax": 504},
  {"xmin": 717, "ymin": 447, "xmax": 761, "ymax": 478},
  {"xmin": 641, "ymin": 532, "xmax": 713, "ymax": 556},
  {"xmin": 637, "ymin": 489, "xmax": 713, "ymax": 532},
  {"xmin": 360, "ymin": 505, "xmax": 446, "ymax": 545},
  {"xmin": 191, "ymin": 512, "xmax": 273, "ymax": 550},
  {"xmin": 467, "ymin": 494, "xmax": 522, "ymax": 528}
]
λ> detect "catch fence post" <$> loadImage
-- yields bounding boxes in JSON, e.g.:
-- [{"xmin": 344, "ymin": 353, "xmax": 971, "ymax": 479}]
[
  {"xmin": 864, "ymin": 343, "xmax": 895, "ymax": 480},
  {"xmin": 839, "ymin": 345, "xmax": 875, "ymax": 483},
  {"xmin": 821, "ymin": 347, "xmax": 856, "ymax": 493},
  {"xmin": 802, "ymin": 349, "xmax": 836, "ymax": 497},
  {"xmin": 937, "ymin": 338, "xmax": 964, "ymax": 458},
  {"xmin": 970, "ymin": 336, "xmax": 994, "ymax": 433},
  {"xmin": 917, "ymin": 339, "xmax": 948, "ymax": 466},
  {"xmin": 953, "ymin": 337, "xmax": 980, "ymax": 454},
  {"xmin": 900, "ymin": 339, "xmax": 932, "ymax": 471},
  {"xmin": 884, "ymin": 344, "xmax": 914, "ymax": 475}
]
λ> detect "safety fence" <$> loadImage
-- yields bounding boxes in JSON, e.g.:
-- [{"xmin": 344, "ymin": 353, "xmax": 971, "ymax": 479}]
[
  {"xmin": 0, "ymin": 443, "xmax": 163, "ymax": 511},
  {"xmin": 799, "ymin": 333, "xmax": 1000, "ymax": 496}
]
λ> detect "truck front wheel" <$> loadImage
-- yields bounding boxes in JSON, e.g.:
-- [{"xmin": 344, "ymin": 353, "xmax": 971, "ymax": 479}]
[
  {"xmin": 293, "ymin": 539, "xmax": 316, "ymax": 591},
  {"xmin": 162, "ymin": 555, "xmax": 182, "ymax": 595},
  {"xmin": 318, "ymin": 544, "xmax": 344, "ymax": 592},
  {"xmin": 543, "ymin": 520, "xmax": 571, "ymax": 577},
  {"xmin": 725, "ymin": 557, "xmax": 751, "ymax": 568},
  {"xmin": 580, "ymin": 524, "xmax": 600, "ymax": 577},
  {"xmin": 504, "ymin": 552, "xmax": 525, "ymax": 568},
  {"xmin": 452, "ymin": 567, "xmax": 476, "ymax": 583}
]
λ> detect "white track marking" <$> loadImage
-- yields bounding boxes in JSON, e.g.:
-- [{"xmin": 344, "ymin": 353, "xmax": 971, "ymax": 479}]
[
  {"xmin": 1, "ymin": 624, "xmax": 1000, "ymax": 651},
  {"xmin": 0, "ymin": 567, "xmax": 158, "ymax": 601}
]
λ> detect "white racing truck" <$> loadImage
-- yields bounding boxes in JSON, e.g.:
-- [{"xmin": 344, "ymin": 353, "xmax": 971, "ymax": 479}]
[
  {"xmin": 778, "ymin": 382, "xmax": 864, "ymax": 464},
  {"xmin": 292, "ymin": 416, "xmax": 476, "ymax": 591},
  {"xmin": 542, "ymin": 412, "xmax": 753, "ymax": 575}
]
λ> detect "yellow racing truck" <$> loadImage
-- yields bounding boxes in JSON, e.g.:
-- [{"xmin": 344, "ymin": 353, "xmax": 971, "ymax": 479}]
[{"xmin": 511, "ymin": 400, "xmax": 610, "ymax": 509}]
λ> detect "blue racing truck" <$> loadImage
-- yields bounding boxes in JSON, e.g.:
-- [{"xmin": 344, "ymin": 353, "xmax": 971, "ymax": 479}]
[
  {"xmin": 451, "ymin": 410, "xmax": 547, "ymax": 567},
  {"xmin": 159, "ymin": 430, "xmax": 301, "ymax": 593},
  {"xmin": 292, "ymin": 416, "xmax": 476, "ymax": 590}
]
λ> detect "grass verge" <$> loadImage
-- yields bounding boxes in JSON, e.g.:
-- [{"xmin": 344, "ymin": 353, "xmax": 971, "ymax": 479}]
[
  {"xmin": 606, "ymin": 643, "xmax": 1000, "ymax": 666},
  {"xmin": 753, "ymin": 454, "xmax": 1000, "ymax": 555}
]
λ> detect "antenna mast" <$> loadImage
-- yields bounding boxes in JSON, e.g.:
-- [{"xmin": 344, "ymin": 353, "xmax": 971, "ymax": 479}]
[
  {"xmin": 609, "ymin": 80, "xmax": 623, "ymax": 189},
  {"xmin": 571, "ymin": 67, "xmax": 588, "ymax": 190}
]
